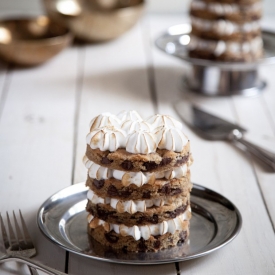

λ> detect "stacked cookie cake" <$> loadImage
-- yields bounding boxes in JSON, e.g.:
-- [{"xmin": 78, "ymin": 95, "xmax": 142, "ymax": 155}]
[
  {"xmin": 84, "ymin": 111, "xmax": 193, "ymax": 252},
  {"xmin": 188, "ymin": 0, "xmax": 263, "ymax": 61}
]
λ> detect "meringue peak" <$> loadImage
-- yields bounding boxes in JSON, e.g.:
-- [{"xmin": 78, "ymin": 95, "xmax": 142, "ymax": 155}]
[
  {"xmin": 117, "ymin": 110, "xmax": 143, "ymax": 122},
  {"xmin": 89, "ymin": 112, "xmax": 121, "ymax": 130},
  {"xmin": 126, "ymin": 130, "xmax": 156, "ymax": 154},
  {"xmin": 146, "ymin": 114, "xmax": 182, "ymax": 129},
  {"xmin": 86, "ymin": 126, "xmax": 126, "ymax": 152}
]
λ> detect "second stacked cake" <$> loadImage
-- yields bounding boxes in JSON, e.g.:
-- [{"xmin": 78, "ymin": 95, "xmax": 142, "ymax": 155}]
[
  {"xmin": 188, "ymin": 0, "xmax": 263, "ymax": 61},
  {"xmin": 84, "ymin": 111, "xmax": 193, "ymax": 252}
]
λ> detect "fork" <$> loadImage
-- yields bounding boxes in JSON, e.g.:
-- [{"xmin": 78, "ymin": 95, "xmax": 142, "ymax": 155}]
[{"xmin": 0, "ymin": 210, "xmax": 66, "ymax": 275}]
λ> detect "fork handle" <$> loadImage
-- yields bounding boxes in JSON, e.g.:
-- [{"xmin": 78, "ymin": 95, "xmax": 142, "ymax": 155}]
[
  {"xmin": 230, "ymin": 129, "xmax": 275, "ymax": 171},
  {"xmin": 1, "ymin": 257, "xmax": 66, "ymax": 275}
]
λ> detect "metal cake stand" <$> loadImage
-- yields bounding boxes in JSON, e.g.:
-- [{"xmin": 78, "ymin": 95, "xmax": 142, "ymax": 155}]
[{"xmin": 155, "ymin": 24, "xmax": 275, "ymax": 96}]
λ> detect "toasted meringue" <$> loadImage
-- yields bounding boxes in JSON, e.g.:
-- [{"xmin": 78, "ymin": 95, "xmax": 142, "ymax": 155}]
[
  {"xmin": 117, "ymin": 110, "xmax": 143, "ymax": 122},
  {"xmin": 83, "ymin": 155, "xmax": 92, "ymax": 169},
  {"xmin": 121, "ymin": 120, "xmax": 151, "ymax": 134},
  {"xmin": 126, "ymin": 130, "xmax": 156, "ymax": 154},
  {"xmin": 140, "ymin": 225, "xmax": 151, "ymax": 240},
  {"xmin": 87, "ymin": 189, "xmax": 171, "ymax": 214},
  {"xmin": 155, "ymin": 126, "xmax": 188, "ymax": 152},
  {"xmin": 88, "ymin": 162, "xmax": 112, "ymax": 179},
  {"xmin": 86, "ymin": 126, "xmax": 126, "ymax": 152},
  {"xmin": 164, "ymin": 164, "xmax": 188, "ymax": 179},
  {"xmin": 146, "ymin": 114, "xmax": 182, "ymax": 129},
  {"xmin": 89, "ymin": 112, "xmax": 121, "ymax": 130}
]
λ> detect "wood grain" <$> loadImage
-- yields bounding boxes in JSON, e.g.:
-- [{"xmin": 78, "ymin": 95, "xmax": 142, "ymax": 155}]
[{"xmin": 0, "ymin": 47, "xmax": 79, "ymax": 274}]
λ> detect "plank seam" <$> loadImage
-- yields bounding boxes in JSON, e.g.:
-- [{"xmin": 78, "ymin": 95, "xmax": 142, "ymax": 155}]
[
  {"xmin": 0, "ymin": 64, "xmax": 12, "ymax": 121},
  {"xmin": 71, "ymin": 47, "xmax": 86, "ymax": 186}
]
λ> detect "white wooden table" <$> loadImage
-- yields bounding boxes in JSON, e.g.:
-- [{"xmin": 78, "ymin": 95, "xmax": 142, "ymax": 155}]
[{"xmin": 1, "ymin": 14, "xmax": 275, "ymax": 275}]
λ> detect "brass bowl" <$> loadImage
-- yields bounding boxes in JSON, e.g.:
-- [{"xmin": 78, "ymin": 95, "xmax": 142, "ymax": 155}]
[
  {"xmin": 43, "ymin": 0, "xmax": 145, "ymax": 42},
  {"xmin": 0, "ymin": 16, "xmax": 72, "ymax": 66}
]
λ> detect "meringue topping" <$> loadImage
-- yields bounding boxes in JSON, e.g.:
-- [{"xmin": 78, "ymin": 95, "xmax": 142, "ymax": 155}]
[
  {"xmin": 86, "ymin": 126, "xmax": 126, "ymax": 152},
  {"xmin": 87, "ymin": 208, "xmax": 191, "ymax": 240},
  {"xmin": 146, "ymin": 114, "xmax": 182, "ymax": 129},
  {"xmin": 117, "ymin": 110, "xmax": 143, "ymax": 122},
  {"xmin": 126, "ymin": 130, "xmax": 157, "ymax": 154},
  {"xmin": 86, "ymin": 111, "xmax": 189, "ymax": 154},
  {"xmin": 89, "ymin": 112, "xmax": 121, "ymax": 130},
  {"xmin": 121, "ymin": 120, "xmax": 151, "ymax": 134},
  {"xmin": 155, "ymin": 126, "xmax": 188, "ymax": 152}
]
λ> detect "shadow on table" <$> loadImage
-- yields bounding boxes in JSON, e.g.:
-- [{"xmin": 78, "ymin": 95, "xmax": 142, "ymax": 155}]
[{"xmin": 83, "ymin": 65, "xmax": 187, "ymax": 102}]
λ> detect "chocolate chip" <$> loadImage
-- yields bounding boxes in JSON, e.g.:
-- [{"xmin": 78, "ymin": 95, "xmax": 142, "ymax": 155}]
[
  {"xmin": 93, "ymin": 179, "xmax": 105, "ymax": 189},
  {"xmin": 97, "ymin": 205, "xmax": 108, "ymax": 220},
  {"xmin": 142, "ymin": 161, "xmax": 158, "ymax": 171},
  {"xmin": 167, "ymin": 205, "xmax": 187, "ymax": 218},
  {"xmin": 154, "ymin": 240, "xmax": 161, "ymax": 249},
  {"xmin": 105, "ymin": 232, "xmax": 118, "ymax": 243},
  {"xmin": 177, "ymin": 231, "xmax": 187, "ymax": 246},
  {"xmin": 137, "ymin": 216, "xmax": 146, "ymax": 224},
  {"xmin": 122, "ymin": 246, "xmax": 128, "ymax": 253},
  {"xmin": 170, "ymin": 188, "xmax": 182, "ymax": 196},
  {"xmin": 159, "ymin": 183, "xmax": 170, "ymax": 195},
  {"xmin": 101, "ymin": 157, "xmax": 112, "ymax": 164},
  {"xmin": 151, "ymin": 214, "xmax": 158, "ymax": 224},
  {"xmin": 176, "ymin": 155, "xmax": 188, "ymax": 165},
  {"xmin": 121, "ymin": 160, "xmax": 133, "ymax": 170},
  {"xmin": 160, "ymin": 158, "xmax": 172, "ymax": 166},
  {"xmin": 107, "ymin": 185, "xmax": 118, "ymax": 196},
  {"xmin": 138, "ymin": 238, "xmax": 147, "ymax": 252},
  {"xmin": 142, "ymin": 191, "xmax": 151, "ymax": 199},
  {"xmin": 120, "ymin": 190, "xmax": 132, "ymax": 198}
]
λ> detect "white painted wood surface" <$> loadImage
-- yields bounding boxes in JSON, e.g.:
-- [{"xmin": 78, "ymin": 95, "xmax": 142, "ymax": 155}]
[{"xmin": 0, "ymin": 13, "xmax": 275, "ymax": 275}]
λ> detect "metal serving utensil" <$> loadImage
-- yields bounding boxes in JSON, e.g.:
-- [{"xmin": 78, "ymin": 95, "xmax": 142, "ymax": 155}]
[
  {"xmin": 0, "ymin": 210, "xmax": 66, "ymax": 275},
  {"xmin": 174, "ymin": 102, "xmax": 275, "ymax": 171}
]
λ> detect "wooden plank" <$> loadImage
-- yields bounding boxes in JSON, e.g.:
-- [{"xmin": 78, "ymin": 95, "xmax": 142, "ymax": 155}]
[
  {"xmin": 0, "ymin": 47, "xmax": 79, "ymax": 274},
  {"xmin": 148, "ymin": 14, "xmax": 275, "ymax": 274},
  {"xmin": 0, "ymin": 63, "xmax": 8, "ymax": 116},
  {"xmin": 232, "ymin": 72, "xmax": 275, "ymax": 229},
  {"xmin": 69, "ymin": 22, "xmax": 177, "ymax": 275}
]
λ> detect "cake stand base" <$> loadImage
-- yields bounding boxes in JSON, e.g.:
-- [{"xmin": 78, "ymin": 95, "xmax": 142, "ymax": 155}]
[{"xmin": 182, "ymin": 66, "xmax": 266, "ymax": 97}]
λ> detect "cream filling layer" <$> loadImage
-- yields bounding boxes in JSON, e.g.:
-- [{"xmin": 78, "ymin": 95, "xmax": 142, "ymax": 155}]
[
  {"xmin": 188, "ymin": 35, "xmax": 263, "ymax": 56},
  {"xmin": 87, "ymin": 189, "xmax": 177, "ymax": 214},
  {"xmin": 83, "ymin": 156, "xmax": 189, "ymax": 187},
  {"xmin": 191, "ymin": 0, "xmax": 262, "ymax": 15},
  {"xmin": 87, "ymin": 209, "xmax": 191, "ymax": 241},
  {"xmin": 191, "ymin": 16, "xmax": 261, "ymax": 35}
]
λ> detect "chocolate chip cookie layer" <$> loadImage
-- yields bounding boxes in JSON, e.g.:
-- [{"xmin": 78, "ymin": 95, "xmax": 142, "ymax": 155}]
[
  {"xmin": 87, "ymin": 211, "xmax": 190, "ymax": 252},
  {"xmin": 86, "ymin": 173, "xmax": 192, "ymax": 200}
]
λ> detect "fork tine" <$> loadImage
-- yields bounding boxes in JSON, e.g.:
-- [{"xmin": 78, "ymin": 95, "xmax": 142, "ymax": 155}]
[
  {"xmin": 13, "ymin": 211, "xmax": 26, "ymax": 249},
  {"xmin": 19, "ymin": 209, "xmax": 34, "ymax": 248},
  {"xmin": 0, "ymin": 213, "xmax": 10, "ymax": 249},
  {"xmin": 6, "ymin": 212, "xmax": 19, "ymax": 250}
]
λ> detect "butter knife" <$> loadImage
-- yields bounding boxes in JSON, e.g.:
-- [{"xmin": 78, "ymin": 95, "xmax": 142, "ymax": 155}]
[{"xmin": 174, "ymin": 102, "xmax": 275, "ymax": 171}]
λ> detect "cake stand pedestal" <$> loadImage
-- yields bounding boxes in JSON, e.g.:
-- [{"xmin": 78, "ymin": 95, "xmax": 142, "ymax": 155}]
[{"xmin": 155, "ymin": 24, "xmax": 275, "ymax": 97}]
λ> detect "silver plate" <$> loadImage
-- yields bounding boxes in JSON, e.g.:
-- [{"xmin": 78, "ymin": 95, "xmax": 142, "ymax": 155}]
[{"xmin": 37, "ymin": 182, "xmax": 242, "ymax": 265}]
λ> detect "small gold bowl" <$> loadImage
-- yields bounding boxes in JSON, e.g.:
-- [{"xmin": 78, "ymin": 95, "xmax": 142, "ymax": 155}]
[
  {"xmin": 0, "ymin": 16, "xmax": 72, "ymax": 66},
  {"xmin": 43, "ymin": 0, "xmax": 145, "ymax": 42}
]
